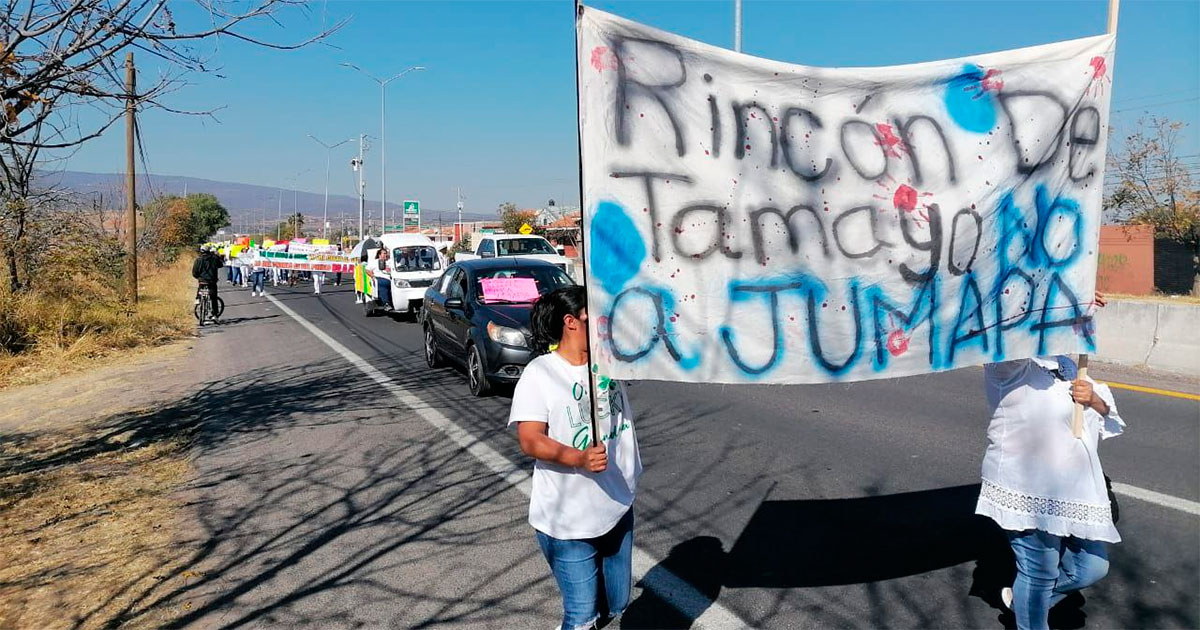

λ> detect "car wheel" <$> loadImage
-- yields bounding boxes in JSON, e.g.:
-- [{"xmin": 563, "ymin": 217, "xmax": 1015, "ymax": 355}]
[
  {"xmin": 363, "ymin": 296, "xmax": 375, "ymax": 317},
  {"xmin": 425, "ymin": 324, "xmax": 444, "ymax": 369},
  {"xmin": 467, "ymin": 344, "xmax": 491, "ymax": 397}
]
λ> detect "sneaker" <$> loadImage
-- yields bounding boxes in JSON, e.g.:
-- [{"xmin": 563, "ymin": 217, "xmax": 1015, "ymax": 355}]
[{"xmin": 1001, "ymin": 586, "xmax": 1013, "ymax": 610}]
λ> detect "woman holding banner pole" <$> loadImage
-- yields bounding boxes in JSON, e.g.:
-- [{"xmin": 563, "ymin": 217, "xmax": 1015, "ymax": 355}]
[
  {"xmin": 509, "ymin": 286, "xmax": 641, "ymax": 630},
  {"xmin": 975, "ymin": 292, "xmax": 1124, "ymax": 630}
]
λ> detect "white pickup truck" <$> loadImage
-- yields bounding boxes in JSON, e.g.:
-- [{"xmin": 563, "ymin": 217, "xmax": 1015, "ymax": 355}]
[{"xmin": 456, "ymin": 233, "xmax": 576, "ymax": 279}]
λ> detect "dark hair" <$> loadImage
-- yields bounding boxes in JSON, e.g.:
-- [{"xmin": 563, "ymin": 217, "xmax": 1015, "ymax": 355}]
[{"xmin": 530, "ymin": 285, "xmax": 587, "ymax": 354}]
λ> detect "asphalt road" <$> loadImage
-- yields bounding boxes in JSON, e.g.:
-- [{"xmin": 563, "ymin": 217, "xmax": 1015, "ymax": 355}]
[{"xmin": 187, "ymin": 281, "xmax": 1199, "ymax": 629}]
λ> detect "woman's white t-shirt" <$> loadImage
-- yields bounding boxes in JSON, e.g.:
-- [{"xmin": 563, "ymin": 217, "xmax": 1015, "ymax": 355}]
[{"xmin": 508, "ymin": 352, "xmax": 641, "ymax": 540}]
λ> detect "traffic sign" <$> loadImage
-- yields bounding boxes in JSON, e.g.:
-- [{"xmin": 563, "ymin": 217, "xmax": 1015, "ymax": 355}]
[
  {"xmin": 518, "ymin": 223, "xmax": 533, "ymax": 235},
  {"xmin": 403, "ymin": 200, "xmax": 420, "ymax": 215}
]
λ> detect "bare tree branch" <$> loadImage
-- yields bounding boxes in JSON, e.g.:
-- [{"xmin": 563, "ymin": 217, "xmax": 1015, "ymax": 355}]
[{"xmin": 2, "ymin": 0, "xmax": 342, "ymax": 291}]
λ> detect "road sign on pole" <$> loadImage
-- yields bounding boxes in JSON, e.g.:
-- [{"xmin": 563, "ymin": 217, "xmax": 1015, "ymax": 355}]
[{"xmin": 403, "ymin": 200, "xmax": 420, "ymax": 233}]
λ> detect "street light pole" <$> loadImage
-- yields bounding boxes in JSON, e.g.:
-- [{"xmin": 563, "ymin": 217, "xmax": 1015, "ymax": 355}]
[
  {"xmin": 734, "ymin": 0, "xmax": 743, "ymax": 52},
  {"xmin": 341, "ymin": 63, "xmax": 424, "ymax": 235},
  {"xmin": 276, "ymin": 186, "xmax": 283, "ymax": 241},
  {"xmin": 308, "ymin": 135, "xmax": 354, "ymax": 240},
  {"xmin": 277, "ymin": 170, "xmax": 307, "ymax": 241}
]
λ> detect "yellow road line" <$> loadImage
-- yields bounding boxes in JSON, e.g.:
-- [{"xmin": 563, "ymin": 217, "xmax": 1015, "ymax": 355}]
[{"xmin": 1102, "ymin": 381, "xmax": 1200, "ymax": 401}]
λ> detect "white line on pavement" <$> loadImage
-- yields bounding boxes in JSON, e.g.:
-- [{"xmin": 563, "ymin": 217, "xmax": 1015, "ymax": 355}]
[
  {"xmin": 266, "ymin": 294, "xmax": 746, "ymax": 630},
  {"xmin": 1111, "ymin": 482, "xmax": 1200, "ymax": 517}
]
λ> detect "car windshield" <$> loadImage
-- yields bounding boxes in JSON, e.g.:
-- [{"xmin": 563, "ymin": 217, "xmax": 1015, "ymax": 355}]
[
  {"xmin": 473, "ymin": 266, "xmax": 574, "ymax": 303},
  {"xmin": 392, "ymin": 246, "xmax": 440, "ymax": 272},
  {"xmin": 497, "ymin": 237, "xmax": 556, "ymax": 256}
]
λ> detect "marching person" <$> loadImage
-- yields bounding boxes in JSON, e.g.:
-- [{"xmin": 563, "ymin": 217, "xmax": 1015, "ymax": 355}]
[
  {"xmin": 509, "ymin": 286, "xmax": 641, "ymax": 630},
  {"xmin": 313, "ymin": 271, "xmax": 324, "ymax": 295},
  {"xmin": 334, "ymin": 244, "xmax": 344, "ymax": 286},
  {"xmin": 251, "ymin": 250, "xmax": 267, "ymax": 297},
  {"xmin": 223, "ymin": 247, "xmax": 234, "ymax": 284},
  {"xmin": 976, "ymin": 292, "xmax": 1124, "ymax": 630},
  {"xmin": 239, "ymin": 251, "xmax": 252, "ymax": 287}
]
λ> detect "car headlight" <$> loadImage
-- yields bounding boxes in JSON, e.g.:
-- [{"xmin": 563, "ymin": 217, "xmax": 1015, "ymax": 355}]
[
  {"xmin": 392, "ymin": 278, "xmax": 410, "ymax": 288},
  {"xmin": 487, "ymin": 321, "xmax": 527, "ymax": 347}
]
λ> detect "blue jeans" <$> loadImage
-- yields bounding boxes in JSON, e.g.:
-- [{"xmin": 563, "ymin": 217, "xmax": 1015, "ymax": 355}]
[
  {"xmin": 252, "ymin": 270, "xmax": 265, "ymax": 293},
  {"xmin": 536, "ymin": 509, "xmax": 634, "ymax": 630},
  {"xmin": 231, "ymin": 266, "xmax": 242, "ymax": 284},
  {"xmin": 375, "ymin": 277, "xmax": 392, "ymax": 309},
  {"xmin": 1007, "ymin": 529, "xmax": 1109, "ymax": 630}
]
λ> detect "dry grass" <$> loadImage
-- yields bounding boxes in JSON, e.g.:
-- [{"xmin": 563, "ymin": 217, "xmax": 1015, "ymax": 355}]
[
  {"xmin": 0, "ymin": 425, "xmax": 197, "ymax": 629},
  {"xmin": 0, "ymin": 258, "xmax": 195, "ymax": 389}
]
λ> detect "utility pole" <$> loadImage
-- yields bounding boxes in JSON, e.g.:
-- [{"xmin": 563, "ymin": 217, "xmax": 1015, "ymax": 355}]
[
  {"xmin": 123, "ymin": 53, "xmax": 137, "ymax": 303},
  {"xmin": 353, "ymin": 133, "xmax": 366, "ymax": 240}
]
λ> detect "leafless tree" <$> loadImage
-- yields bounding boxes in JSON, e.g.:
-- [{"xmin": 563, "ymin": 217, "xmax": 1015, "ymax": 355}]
[
  {"xmin": 1105, "ymin": 116, "xmax": 1200, "ymax": 294},
  {"xmin": 0, "ymin": 0, "xmax": 343, "ymax": 291}
]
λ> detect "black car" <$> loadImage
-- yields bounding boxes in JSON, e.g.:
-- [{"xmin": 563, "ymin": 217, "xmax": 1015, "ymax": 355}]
[{"xmin": 422, "ymin": 258, "xmax": 576, "ymax": 396}]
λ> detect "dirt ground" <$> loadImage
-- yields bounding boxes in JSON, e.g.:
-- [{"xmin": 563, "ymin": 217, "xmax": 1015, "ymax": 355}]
[{"xmin": 0, "ymin": 339, "xmax": 205, "ymax": 629}]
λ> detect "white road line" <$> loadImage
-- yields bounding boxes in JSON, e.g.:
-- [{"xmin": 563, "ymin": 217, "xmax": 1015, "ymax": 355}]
[
  {"xmin": 266, "ymin": 294, "xmax": 746, "ymax": 630},
  {"xmin": 1111, "ymin": 482, "xmax": 1200, "ymax": 517}
]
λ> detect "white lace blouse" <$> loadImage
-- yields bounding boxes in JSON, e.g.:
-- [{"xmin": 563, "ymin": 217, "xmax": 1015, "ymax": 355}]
[{"xmin": 975, "ymin": 356, "xmax": 1126, "ymax": 543}]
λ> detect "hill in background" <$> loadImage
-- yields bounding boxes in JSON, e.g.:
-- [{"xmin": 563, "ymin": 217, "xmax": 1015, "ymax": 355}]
[{"xmin": 39, "ymin": 171, "xmax": 497, "ymax": 231}]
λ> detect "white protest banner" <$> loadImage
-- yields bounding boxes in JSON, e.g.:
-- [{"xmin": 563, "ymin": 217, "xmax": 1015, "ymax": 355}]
[
  {"xmin": 254, "ymin": 251, "xmax": 355, "ymax": 273},
  {"xmin": 578, "ymin": 7, "xmax": 1114, "ymax": 384},
  {"xmin": 285, "ymin": 242, "xmax": 337, "ymax": 255}
]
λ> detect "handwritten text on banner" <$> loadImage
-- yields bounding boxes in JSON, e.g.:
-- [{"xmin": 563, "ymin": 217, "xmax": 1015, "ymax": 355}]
[{"xmin": 577, "ymin": 7, "xmax": 1115, "ymax": 384}]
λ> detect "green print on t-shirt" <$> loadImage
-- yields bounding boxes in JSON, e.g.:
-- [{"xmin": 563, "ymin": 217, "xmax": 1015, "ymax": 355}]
[
  {"xmin": 599, "ymin": 421, "xmax": 631, "ymax": 444},
  {"xmin": 572, "ymin": 425, "xmax": 590, "ymax": 450},
  {"xmin": 566, "ymin": 384, "xmax": 629, "ymax": 449}
]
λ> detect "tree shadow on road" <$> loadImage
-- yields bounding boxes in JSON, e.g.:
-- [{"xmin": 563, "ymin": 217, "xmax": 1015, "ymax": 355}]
[
  {"xmin": 1, "ymin": 355, "xmax": 563, "ymax": 629},
  {"xmin": 622, "ymin": 482, "xmax": 1198, "ymax": 630}
]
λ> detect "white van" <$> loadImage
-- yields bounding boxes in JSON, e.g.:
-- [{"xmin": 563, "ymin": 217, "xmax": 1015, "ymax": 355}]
[
  {"xmin": 361, "ymin": 232, "xmax": 447, "ymax": 317},
  {"xmin": 455, "ymin": 233, "xmax": 575, "ymax": 278}
]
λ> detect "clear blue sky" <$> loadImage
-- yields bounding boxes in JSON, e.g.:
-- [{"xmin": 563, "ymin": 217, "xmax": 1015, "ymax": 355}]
[{"xmin": 57, "ymin": 0, "xmax": 1200, "ymax": 215}]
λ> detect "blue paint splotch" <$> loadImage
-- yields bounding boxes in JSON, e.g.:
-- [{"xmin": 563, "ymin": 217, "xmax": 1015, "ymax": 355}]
[
  {"xmin": 943, "ymin": 64, "xmax": 998, "ymax": 133},
  {"xmin": 590, "ymin": 201, "xmax": 646, "ymax": 295}
]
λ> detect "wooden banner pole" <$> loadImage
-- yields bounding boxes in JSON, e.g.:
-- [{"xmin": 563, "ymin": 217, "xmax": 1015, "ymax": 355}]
[
  {"xmin": 1074, "ymin": 0, "xmax": 1118, "ymax": 439},
  {"xmin": 573, "ymin": 0, "xmax": 601, "ymax": 448}
]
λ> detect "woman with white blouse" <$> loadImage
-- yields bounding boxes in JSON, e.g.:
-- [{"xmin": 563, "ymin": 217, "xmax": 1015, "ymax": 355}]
[{"xmin": 975, "ymin": 293, "xmax": 1124, "ymax": 630}]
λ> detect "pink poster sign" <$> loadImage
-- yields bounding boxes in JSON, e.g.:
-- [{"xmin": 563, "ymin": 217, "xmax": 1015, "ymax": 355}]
[{"xmin": 480, "ymin": 277, "xmax": 540, "ymax": 303}]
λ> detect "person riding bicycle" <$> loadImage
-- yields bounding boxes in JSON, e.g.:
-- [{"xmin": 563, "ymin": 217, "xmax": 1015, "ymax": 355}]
[{"xmin": 192, "ymin": 245, "xmax": 224, "ymax": 321}]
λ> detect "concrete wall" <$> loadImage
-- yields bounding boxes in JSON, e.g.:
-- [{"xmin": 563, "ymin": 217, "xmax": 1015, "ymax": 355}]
[{"xmin": 1095, "ymin": 299, "xmax": 1200, "ymax": 376}]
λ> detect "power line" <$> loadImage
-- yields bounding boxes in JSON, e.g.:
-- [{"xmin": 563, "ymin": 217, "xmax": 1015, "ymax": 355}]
[
  {"xmin": 1113, "ymin": 97, "xmax": 1200, "ymax": 113},
  {"xmin": 1113, "ymin": 88, "xmax": 1200, "ymax": 105}
]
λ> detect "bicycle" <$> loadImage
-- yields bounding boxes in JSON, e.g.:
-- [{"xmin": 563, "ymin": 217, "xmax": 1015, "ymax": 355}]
[{"xmin": 194, "ymin": 284, "xmax": 225, "ymax": 325}]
